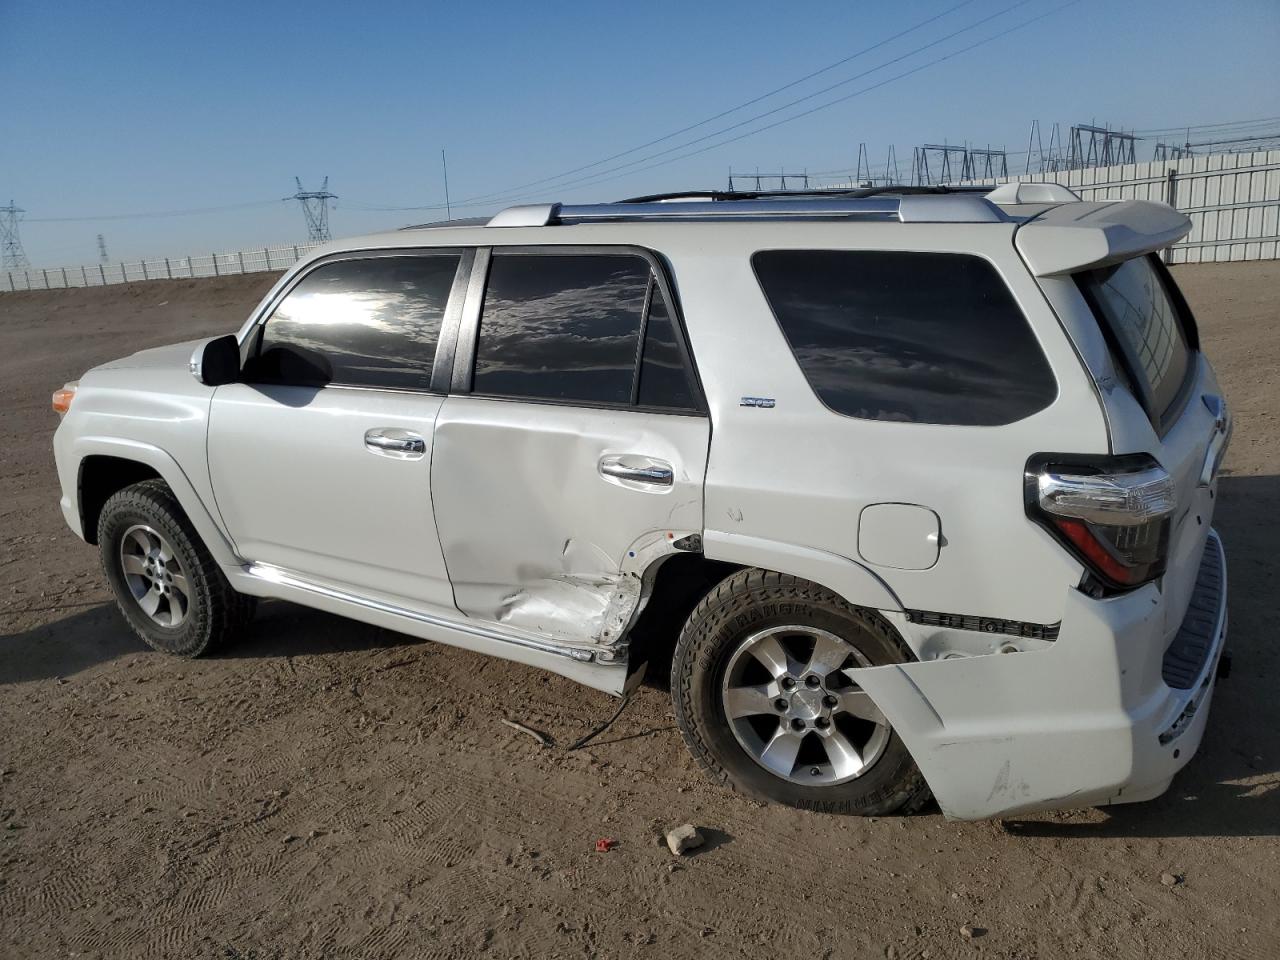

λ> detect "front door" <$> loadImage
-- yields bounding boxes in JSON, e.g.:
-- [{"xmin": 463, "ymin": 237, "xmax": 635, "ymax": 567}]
[
  {"xmin": 207, "ymin": 251, "xmax": 464, "ymax": 611},
  {"xmin": 430, "ymin": 248, "xmax": 709, "ymax": 647}
]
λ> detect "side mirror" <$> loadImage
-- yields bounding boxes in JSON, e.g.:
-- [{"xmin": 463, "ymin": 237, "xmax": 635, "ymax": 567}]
[{"xmin": 189, "ymin": 335, "xmax": 241, "ymax": 386}]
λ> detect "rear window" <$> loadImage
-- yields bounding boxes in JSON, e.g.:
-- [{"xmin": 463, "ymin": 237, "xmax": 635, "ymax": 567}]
[
  {"xmin": 753, "ymin": 250, "xmax": 1057, "ymax": 426},
  {"xmin": 1076, "ymin": 255, "xmax": 1193, "ymax": 425}
]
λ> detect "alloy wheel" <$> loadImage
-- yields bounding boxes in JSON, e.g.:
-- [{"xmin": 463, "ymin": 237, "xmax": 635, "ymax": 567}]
[
  {"xmin": 119, "ymin": 524, "xmax": 191, "ymax": 628},
  {"xmin": 720, "ymin": 625, "xmax": 890, "ymax": 785}
]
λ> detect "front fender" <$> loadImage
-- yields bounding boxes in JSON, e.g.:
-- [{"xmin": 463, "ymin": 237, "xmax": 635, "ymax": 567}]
[{"xmin": 62, "ymin": 435, "xmax": 240, "ymax": 568}]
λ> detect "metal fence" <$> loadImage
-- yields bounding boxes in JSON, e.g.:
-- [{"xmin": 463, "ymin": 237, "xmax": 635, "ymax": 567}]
[
  {"xmin": 2, "ymin": 242, "xmax": 320, "ymax": 292},
  {"xmin": 987, "ymin": 149, "xmax": 1280, "ymax": 263}
]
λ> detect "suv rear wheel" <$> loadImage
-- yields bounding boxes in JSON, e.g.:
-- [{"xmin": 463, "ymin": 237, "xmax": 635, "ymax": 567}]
[
  {"xmin": 98, "ymin": 479, "xmax": 255, "ymax": 657},
  {"xmin": 671, "ymin": 569, "xmax": 930, "ymax": 815}
]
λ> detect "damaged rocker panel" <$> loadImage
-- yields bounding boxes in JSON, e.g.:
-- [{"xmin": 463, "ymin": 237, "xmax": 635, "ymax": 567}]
[{"xmin": 245, "ymin": 562, "xmax": 601, "ymax": 664}]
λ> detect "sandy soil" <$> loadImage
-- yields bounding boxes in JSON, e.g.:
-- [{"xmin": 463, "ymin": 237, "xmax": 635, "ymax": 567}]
[{"xmin": 1, "ymin": 265, "xmax": 1277, "ymax": 960}]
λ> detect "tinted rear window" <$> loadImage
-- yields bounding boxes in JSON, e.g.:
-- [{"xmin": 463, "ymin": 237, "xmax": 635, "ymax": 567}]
[
  {"xmin": 1076, "ymin": 255, "xmax": 1193, "ymax": 423},
  {"xmin": 753, "ymin": 250, "xmax": 1057, "ymax": 425}
]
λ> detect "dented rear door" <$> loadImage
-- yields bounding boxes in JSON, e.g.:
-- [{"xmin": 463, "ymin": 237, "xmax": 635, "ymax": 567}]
[
  {"xmin": 430, "ymin": 247, "xmax": 709, "ymax": 649},
  {"xmin": 431, "ymin": 400, "xmax": 707, "ymax": 645}
]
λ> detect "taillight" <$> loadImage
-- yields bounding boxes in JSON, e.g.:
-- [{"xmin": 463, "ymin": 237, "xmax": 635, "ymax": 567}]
[
  {"xmin": 52, "ymin": 382, "xmax": 77, "ymax": 417},
  {"xmin": 1026, "ymin": 454, "xmax": 1175, "ymax": 590}
]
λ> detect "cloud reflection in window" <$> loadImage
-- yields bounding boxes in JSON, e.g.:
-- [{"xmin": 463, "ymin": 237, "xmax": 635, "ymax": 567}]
[
  {"xmin": 755, "ymin": 250, "xmax": 1057, "ymax": 426},
  {"xmin": 473, "ymin": 254, "xmax": 651, "ymax": 405}
]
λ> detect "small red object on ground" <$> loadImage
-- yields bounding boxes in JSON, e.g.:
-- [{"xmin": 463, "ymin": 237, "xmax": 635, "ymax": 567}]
[{"xmin": 595, "ymin": 837, "xmax": 617, "ymax": 853}]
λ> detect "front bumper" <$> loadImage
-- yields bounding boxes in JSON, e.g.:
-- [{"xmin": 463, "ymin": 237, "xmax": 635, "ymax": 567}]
[{"xmin": 849, "ymin": 530, "xmax": 1228, "ymax": 820}]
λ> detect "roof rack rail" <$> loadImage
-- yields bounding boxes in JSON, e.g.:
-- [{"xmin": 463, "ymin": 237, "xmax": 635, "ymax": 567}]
[
  {"xmin": 486, "ymin": 191, "xmax": 1008, "ymax": 227},
  {"xmin": 618, "ymin": 184, "xmax": 994, "ymax": 203}
]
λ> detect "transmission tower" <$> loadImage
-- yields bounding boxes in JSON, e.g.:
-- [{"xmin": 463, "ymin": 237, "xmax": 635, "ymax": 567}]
[
  {"xmin": 912, "ymin": 145, "xmax": 969, "ymax": 185},
  {"xmin": 1, "ymin": 200, "xmax": 29, "ymax": 269},
  {"xmin": 286, "ymin": 177, "xmax": 337, "ymax": 243},
  {"xmin": 1153, "ymin": 141, "xmax": 1194, "ymax": 162},
  {"xmin": 855, "ymin": 143, "xmax": 872, "ymax": 187},
  {"xmin": 97, "ymin": 234, "xmax": 109, "ymax": 264},
  {"xmin": 967, "ymin": 146, "xmax": 1008, "ymax": 181},
  {"xmin": 1067, "ymin": 125, "xmax": 1138, "ymax": 169},
  {"xmin": 726, "ymin": 169, "xmax": 809, "ymax": 191}
]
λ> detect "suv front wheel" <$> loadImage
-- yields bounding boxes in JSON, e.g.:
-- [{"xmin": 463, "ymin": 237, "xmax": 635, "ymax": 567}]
[
  {"xmin": 671, "ymin": 569, "xmax": 930, "ymax": 815},
  {"xmin": 98, "ymin": 479, "xmax": 255, "ymax": 657}
]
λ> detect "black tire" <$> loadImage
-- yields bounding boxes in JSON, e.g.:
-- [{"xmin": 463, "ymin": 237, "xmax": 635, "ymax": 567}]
[
  {"xmin": 98, "ymin": 478, "xmax": 255, "ymax": 657},
  {"xmin": 670, "ymin": 568, "xmax": 930, "ymax": 815}
]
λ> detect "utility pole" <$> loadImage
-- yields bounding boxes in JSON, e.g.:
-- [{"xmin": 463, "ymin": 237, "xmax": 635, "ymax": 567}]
[
  {"xmin": 286, "ymin": 177, "xmax": 337, "ymax": 243},
  {"xmin": 441, "ymin": 150, "xmax": 452, "ymax": 221},
  {"xmin": 97, "ymin": 234, "xmax": 109, "ymax": 264},
  {"xmin": 1, "ymin": 200, "xmax": 29, "ymax": 269}
]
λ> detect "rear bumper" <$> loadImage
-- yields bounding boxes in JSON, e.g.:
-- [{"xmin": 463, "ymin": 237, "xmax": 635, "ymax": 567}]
[{"xmin": 850, "ymin": 530, "xmax": 1228, "ymax": 820}]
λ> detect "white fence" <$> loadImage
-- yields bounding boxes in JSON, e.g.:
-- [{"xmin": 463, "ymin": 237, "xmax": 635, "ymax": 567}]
[
  {"xmin": 2, "ymin": 242, "xmax": 320, "ymax": 292},
  {"xmin": 990, "ymin": 149, "xmax": 1280, "ymax": 263}
]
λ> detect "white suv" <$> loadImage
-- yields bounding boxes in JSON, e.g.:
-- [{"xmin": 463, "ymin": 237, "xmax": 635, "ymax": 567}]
[{"xmin": 51, "ymin": 184, "xmax": 1231, "ymax": 820}]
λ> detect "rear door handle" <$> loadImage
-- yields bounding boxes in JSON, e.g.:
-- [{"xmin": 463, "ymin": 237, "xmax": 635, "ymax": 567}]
[
  {"xmin": 365, "ymin": 428, "xmax": 426, "ymax": 460},
  {"xmin": 599, "ymin": 454, "xmax": 674, "ymax": 487}
]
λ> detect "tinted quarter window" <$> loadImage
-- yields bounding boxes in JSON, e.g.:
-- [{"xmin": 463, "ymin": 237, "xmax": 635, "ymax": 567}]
[
  {"xmin": 473, "ymin": 253, "xmax": 650, "ymax": 405},
  {"xmin": 753, "ymin": 250, "xmax": 1057, "ymax": 426},
  {"xmin": 250, "ymin": 255, "xmax": 459, "ymax": 390},
  {"xmin": 1076, "ymin": 255, "xmax": 1192, "ymax": 424},
  {"xmin": 637, "ymin": 283, "xmax": 697, "ymax": 411}
]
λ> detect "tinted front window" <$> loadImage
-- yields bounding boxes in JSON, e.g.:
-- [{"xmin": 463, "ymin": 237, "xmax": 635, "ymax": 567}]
[
  {"xmin": 251, "ymin": 255, "xmax": 459, "ymax": 389},
  {"xmin": 1077, "ymin": 255, "xmax": 1192, "ymax": 422},
  {"xmin": 754, "ymin": 250, "xmax": 1057, "ymax": 425},
  {"xmin": 473, "ymin": 253, "xmax": 650, "ymax": 404},
  {"xmin": 638, "ymin": 284, "xmax": 697, "ymax": 410}
]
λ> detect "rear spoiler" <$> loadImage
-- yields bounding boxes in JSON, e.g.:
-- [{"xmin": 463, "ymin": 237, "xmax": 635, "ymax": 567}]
[{"xmin": 1010, "ymin": 199, "xmax": 1192, "ymax": 277}]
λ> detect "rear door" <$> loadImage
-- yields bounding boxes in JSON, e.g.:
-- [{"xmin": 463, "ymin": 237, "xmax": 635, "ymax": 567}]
[
  {"xmin": 208, "ymin": 251, "xmax": 465, "ymax": 612},
  {"xmin": 430, "ymin": 247, "xmax": 709, "ymax": 648}
]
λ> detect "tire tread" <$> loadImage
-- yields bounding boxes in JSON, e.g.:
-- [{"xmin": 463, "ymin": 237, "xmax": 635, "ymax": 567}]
[{"xmin": 671, "ymin": 567, "xmax": 932, "ymax": 815}]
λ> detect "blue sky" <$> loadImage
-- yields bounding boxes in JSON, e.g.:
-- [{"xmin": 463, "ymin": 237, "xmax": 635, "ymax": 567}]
[{"xmin": 2, "ymin": 0, "xmax": 1277, "ymax": 267}]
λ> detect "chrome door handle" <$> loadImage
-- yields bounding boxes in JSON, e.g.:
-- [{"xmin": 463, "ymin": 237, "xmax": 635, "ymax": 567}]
[
  {"xmin": 364, "ymin": 428, "xmax": 426, "ymax": 459},
  {"xmin": 599, "ymin": 454, "xmax": 674, "ymax": 487}
]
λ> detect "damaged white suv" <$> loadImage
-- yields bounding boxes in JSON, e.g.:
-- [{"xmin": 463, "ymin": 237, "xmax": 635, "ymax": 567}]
[{"xmin": 52, "ymin": 184, "xmax": 1231, "ymax": 819}]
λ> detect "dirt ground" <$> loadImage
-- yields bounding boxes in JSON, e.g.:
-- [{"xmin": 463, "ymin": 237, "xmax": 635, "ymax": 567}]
[{"xmin": 0, "ymin": 263, "xmax": 1277, "ymax": 960}]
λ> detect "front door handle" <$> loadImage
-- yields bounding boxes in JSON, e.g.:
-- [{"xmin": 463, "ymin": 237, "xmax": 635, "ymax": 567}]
[
  {"xmin": 365, "ymin": 428, "xmax": 426, "ymax": 460},
  {"xmin": 599, "ymin": 454, "xmax": 674, "ymax": 487}
]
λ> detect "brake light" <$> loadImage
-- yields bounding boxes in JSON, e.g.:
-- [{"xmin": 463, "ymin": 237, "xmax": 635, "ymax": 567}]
[
  {"xmin": 52, "ymin": 382, "xmax": 78, "ymax": 417},
  {"xmin": 1026, "ymin": 454, "xmax": 1175, "ymax": 590}
]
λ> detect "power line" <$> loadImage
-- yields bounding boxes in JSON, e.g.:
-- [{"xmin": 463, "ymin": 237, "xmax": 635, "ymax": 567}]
[
  {"xmin": 26, "ymin": 199, "xmax": 280, "ymax": 223},
  {"xmin": 485, "ymin": 0, "xmax": 1084, "ymax": 203},
  {"xmin": 456, "ymin": 0, "xmax": 985, "ymax": 205},
  {"xmin": 1133, "ymin": 115, "xmax": 1280, "ymax": 136},
  {"xmin": 460, "ymin": 0, "xmax": 1040, "ymax": 207}
]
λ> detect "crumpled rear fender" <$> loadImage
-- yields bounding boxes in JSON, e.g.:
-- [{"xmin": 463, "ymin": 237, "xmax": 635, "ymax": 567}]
[{"xmin": 847, "ymin": 583, "xmax": 1170, "ymax": 820}]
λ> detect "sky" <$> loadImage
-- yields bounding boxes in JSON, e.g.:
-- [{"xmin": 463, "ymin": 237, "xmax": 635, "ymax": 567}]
[{"xmin": 2, "ymin": 0, "xmax": 1278, "ymax": 268}]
